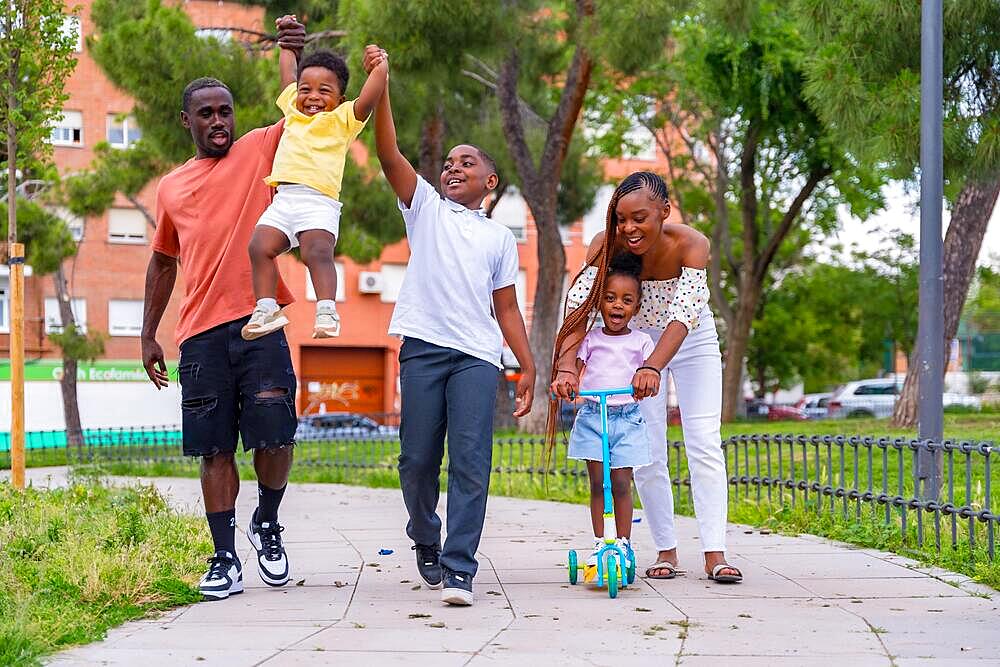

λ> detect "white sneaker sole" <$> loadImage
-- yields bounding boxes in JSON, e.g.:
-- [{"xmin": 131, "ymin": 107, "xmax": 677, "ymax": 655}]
[
  {"xmin": 201, "ymin": 577, "xmax": 244, "ymax": 601},
  {"xmin": 311, "ymin": 324, "xmax": 340, "ymax": 338},
  {"xmin": 441, "ymin": 587, "xmax": 473, "ymax": 606},
  {"xmin": 241, "ymin": 312, "xmax": 290, "ymax": 340},
  {"xmin": 247, "ymin": 521, "xmax": 290, "ymax": 587}
]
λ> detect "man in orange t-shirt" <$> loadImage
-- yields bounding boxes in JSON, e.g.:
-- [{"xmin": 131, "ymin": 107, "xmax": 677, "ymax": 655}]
[{"xmin": 141, "ymin": 17, "xmax": 304, "ymax": 602}]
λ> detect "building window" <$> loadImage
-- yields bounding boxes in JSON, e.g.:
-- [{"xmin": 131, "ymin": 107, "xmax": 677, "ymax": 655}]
[
  {"xmin": 50, "ymin": 110, "xmax": 83, "ymax": 146},
  {"xmin": 379, "ymin": 264, "xmax": 407, "ymax": 304},
  {"xmin": 108, "ymin": 299, "xmax": 143, "ymax": 336},
  {"xmin": 44, "ymin": 297, "xmax": 87, "ymax": 334},
  {"xmin": 107, "ymin": 208, "xmax": 147, "ymax": 244},
  {"xmin": 52, "ymin": 207, "xmax": 85, "ymax": 241},
  {"xmin": 490, "ymin": 188, "xmax": 528, "ymax": 242},
  {"xmin": 305, "ymin": 263, "xmax": 345, "ymax": 302},
  {"xmin": 0, "ymin": 280, "xmax": 9, "ymax": 334},
  {"xmin": 107, "ymin": 114, "xmax": 142, "ymax": 149}
]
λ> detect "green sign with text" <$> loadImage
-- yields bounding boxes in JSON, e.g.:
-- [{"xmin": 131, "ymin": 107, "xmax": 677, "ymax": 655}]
[{"xmin": 0, "ymin": 360, "xmax": 178, "ymax": 382}]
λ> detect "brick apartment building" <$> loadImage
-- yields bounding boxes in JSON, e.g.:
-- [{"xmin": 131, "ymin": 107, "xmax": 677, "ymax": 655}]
[{"xmin": 0, "ymin": 0, "xmax": 676, "ymax": 430}]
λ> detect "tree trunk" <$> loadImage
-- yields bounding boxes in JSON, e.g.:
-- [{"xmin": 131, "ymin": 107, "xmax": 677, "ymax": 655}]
[
  {"xmin": 52, "ymin": 265, "xmax": 85, "ymax": 451},
  {"xmin": 523, "ymin": 203, "xmax": 567, "ymax": 433},
  {"xmin": 891, "ymin": 175, "xmax": 1000, "ymax": 427},
  {"xmin": 721, "ymin": 292, "xmax": 757, "ymax": 422},
  {"xmin": 6, "ymin": 87, "xmax": 15, "ymax": 246},
  {"xmin": 417, "ymin": 104, "xmax": 445, "ymax": 187}
]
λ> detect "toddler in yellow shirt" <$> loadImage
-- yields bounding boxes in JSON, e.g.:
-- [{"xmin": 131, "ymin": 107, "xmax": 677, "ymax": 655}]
[{"xmin": 244, "ymin": 19, "xmax": 388, "ymax": 340}]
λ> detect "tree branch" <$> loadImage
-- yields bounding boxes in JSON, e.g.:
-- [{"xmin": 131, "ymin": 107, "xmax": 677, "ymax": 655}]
[
  {"xmin": 125, "ymin": 194, "xmax": 155, "ymax": 230},
  {"xmin": 460, "ymin": 67, "xmax": 546, "ymax": 125},
  {"xmin": 710, "ymin": 124, "xmax": 739, "ymax": 276},
  {"xmin": 200, "ymin": 26, "xmax": 345, "ymax": 48},
  {"xmin": 739, "ymin": 120, "xmax": 761, "ymax": 273},
  {"xmin": 753, "ymin": 164, "xmax": 831, "ymax": 285},
  {"xmin": 537, "ymin": 0, "xmax": 594, "ymax": 193},
  {"xmin": 497, "ymin": 49, "xmax": 541, "ymax": 199}
]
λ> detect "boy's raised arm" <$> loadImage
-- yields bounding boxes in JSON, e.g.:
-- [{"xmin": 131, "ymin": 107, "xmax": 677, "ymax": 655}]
[
  {"xmin": 279, "ymin": 47, "xmax": 298, "ymax": 90},
  {"xmin": 354, "ymin": 57, "xmax": 388, "ymax": 122},
  {"xmin": 365, "ymin": 46, "xmax": 417, "ymax": 207},
  {"xmin": 275, "ymin": 15, "xmax": 305, "ymax": 89}
]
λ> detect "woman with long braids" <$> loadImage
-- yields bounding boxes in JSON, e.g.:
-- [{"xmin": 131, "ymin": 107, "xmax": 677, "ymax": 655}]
[{"xmin": 549, "ymin": 171, "xmax": 742, "ymax": 583}]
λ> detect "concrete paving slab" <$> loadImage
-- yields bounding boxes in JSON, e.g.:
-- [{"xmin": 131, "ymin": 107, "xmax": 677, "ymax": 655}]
[
  {"xmin": 291, "ymin": 626, "xmax": 499, "ymax": 652},
  {"xmin": 48, "ymin": 648, "xmax": 277, "ymax": 666},
  {"xmin": 26, "ymin": 470, "xmax": 994, "ymax": 666},
  {"xmin": 677, "ymin": 656, "xmax": 892, "ymax": 666},
  {"xmin": 801, "ymin": 575, "xmax": 971, "ymax": 598}
]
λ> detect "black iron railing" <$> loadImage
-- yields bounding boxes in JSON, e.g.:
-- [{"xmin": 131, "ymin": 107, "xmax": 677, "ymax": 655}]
[{"xmin": 6, "ymin": 422, "xmax": 995, "ymax": 562}]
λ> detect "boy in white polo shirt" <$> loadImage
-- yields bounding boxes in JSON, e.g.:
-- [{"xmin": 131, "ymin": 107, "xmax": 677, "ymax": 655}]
[{"xmin": 366, "ymin": 46, "xmax": 535, "ymax": 607}]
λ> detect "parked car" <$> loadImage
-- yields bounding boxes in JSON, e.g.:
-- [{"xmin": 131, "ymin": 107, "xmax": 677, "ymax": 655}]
[
  {"xmin": 795, "ymin": 393, "xmax": 833, "ymax": 420},
  {"xmin": 295, "ymin": 413, "xmax": 399, "ymax": 440},
  {"xmin": 827, "ymin": 379, "xmax": 901, "ymax": 419},
  {"xmin": 745, "ymin": 399, "xmax": 808, "ymax": 422},
  {"xmin": 827, "ymin": 378, "xmax": 982, "ymax": 419}
]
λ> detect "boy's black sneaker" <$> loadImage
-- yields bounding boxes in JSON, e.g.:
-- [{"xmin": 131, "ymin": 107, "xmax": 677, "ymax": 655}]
[
  {"xmin": 247, "ymin": 511, "xmax": 290, "ymax": 587},
  {"xmin": 199, "ymin": 550, "xmax": 243, "ymax": 601},
  {"xmin": 441, "ymin": 569, "xmax": 474, "ymax": 606},
  {"xmin": 412, "ymin": 543, "xmax": 442, "ymax": 589}
]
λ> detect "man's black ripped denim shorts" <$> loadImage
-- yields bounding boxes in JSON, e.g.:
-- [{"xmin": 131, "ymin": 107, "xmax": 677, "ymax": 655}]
[{"xmin": 178, "ymin": 315, "xmax": 297, "ymax": 457}]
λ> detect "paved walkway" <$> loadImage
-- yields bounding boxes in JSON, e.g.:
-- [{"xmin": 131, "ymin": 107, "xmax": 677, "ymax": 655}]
[{"xmin": 17, "ymin": 469, "xmax": 999, "ymax": 666}]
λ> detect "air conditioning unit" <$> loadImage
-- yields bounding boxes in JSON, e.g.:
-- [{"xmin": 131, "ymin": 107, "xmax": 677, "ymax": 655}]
[{"xmin": 358, "ymin": 271, "xmax": 383, "ymax": 294}]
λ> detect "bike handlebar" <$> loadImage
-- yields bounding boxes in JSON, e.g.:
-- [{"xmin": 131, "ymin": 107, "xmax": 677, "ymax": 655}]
[{"xmin": 577, "ymin": 387, "xmax": 635, "ymax": 398}]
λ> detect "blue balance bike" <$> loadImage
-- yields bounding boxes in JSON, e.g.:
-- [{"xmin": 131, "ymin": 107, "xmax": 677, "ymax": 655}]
[{"xmin": 565, "ymin": 387, "xmax": 637, "ymax": 598}]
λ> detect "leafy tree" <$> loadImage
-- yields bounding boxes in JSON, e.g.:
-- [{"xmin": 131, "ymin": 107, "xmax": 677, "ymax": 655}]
[
  {"xmin": 1, "ymin": 0, "xmax": 83, "ymax": 447},
  {"xmin": 71, "ymin": 0, "xmax": 402, "ymax": 257},
  {"xmin": 0, "ymin": 200, "xmax": 105, "ymax": 448},
  {"xmin": 1, "ymin": 0, "xmax": 77, "ymax": 240},
  {"xmin": 592, "ymin": 1, "xmax": 885, "ymax": 420},
  {"xmin": 964, "ymin": 261, "xmax": 1000, "ymax": 334},
  {"xmin": 797, "ymin": 0, "xmax": 1000, "ymax": 427},
  {"xmin": 337, "ymin": 0, "xmax": 624, "ymax": 429},
  {"xmin": 747, "ymin": 237, "xmax": 920, "ymax": 397}
]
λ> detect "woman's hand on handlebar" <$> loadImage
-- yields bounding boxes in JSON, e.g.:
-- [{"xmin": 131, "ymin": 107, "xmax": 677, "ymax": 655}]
[
  {"xmin": 632, "ymin": 368, "xmax": 660, "ymax": 400},
  {"xmin": 550, "ymin": 368, "xmax": 579, "ymax": 401}
]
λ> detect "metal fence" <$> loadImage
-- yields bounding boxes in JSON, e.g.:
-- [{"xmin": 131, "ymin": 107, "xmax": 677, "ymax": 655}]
[{"xmin": 6, "ymin": 423, "xmax": 996, "ymax": 563}]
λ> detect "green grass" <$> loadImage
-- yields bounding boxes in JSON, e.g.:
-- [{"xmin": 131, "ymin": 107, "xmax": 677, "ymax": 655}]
[
  {"xmin": 8, "ymin": 412, "xmax": 998, "ymax": 596},
  {"xmin": 0, "ymin": 478, "xmax": 210, "ymax": 666},
  {"xmin": 720, "ymin": 412, "xmax": 1000, "ymax": 442}
]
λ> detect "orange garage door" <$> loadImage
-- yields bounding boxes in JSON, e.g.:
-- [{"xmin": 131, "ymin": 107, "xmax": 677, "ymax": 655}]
[{"xmin": 299, "ymin": 346, "xmax": 385, "ymax": 416}]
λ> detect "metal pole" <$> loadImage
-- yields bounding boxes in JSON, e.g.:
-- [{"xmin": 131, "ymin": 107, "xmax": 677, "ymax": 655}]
[
  {"xmin": 9, "ymin": 242, "xmax": 25, "ymax": 489},
  {"xmin": 917, "ymin": 0, "xmax": 944, "ymax": 499}
]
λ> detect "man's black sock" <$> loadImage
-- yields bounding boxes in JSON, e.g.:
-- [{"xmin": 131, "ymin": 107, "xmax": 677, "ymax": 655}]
[
  {"xmin": 206, "ymin": 509, "xmax": 236, "ymax": 555},
  {"xmin": 256, "ymin": 482, "xmax": 286, "ymax": 524}
]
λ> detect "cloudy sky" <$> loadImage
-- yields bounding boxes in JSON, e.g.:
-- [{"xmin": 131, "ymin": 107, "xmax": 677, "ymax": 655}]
[{"xmin": 830, "ymin": 181, "xmax": 1000, "ymax": 267}]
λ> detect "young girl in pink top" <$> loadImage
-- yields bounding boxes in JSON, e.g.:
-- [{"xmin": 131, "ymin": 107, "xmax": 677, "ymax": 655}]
[{"xmin": 568, "ymin": 253, "xmax": 654, "ymax": 579}]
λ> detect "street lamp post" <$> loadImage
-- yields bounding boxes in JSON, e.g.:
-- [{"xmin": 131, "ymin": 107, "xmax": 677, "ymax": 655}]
[{"xmin": 916, "ymin": 0, "xmax": 944, "ymax": 499}]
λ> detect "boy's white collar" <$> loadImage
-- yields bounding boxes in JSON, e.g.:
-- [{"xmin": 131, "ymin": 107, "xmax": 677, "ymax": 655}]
[{"xmin": 444, "ymin": 197, "xmax": 487, "ymax": 218}]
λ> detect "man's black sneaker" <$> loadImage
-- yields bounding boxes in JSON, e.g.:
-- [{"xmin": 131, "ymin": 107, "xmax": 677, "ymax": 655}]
[
  {"xmin": 412, "ymin": 543, "xmax": 442, "ymax": 589},
  {"xmin": 199, "ymin": 550, "xmax": 243, "ymax": 601},
  {"xmin": 247, "ymin": 511, "xmax": 290, "ymax": 586},
  {"xmin": 441, "ymin": 569, "xmax": 474, "ymax": 606}
]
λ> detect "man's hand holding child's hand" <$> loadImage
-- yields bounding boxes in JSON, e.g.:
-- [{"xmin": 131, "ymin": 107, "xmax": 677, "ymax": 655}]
[
  {"xmin": 363, "ymin": 44, "xmax": 389, "ymax": 74},
  {"xmin": 274, "ymin": 15, "xmax": 305, "ymax": 54}
]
